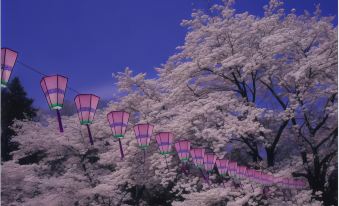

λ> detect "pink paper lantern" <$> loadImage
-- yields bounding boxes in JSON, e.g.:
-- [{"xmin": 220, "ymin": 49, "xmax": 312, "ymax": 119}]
[
  {"xmin": 203, "ymin": 153, "xmax": 217, "ymax": 172},
  {"xmin": 190, "ymin": 148, "xmax": 205, "ymax": 168},
  {"xmin": 74, "ymin": 94, "xmax": 100, "ymax": 145},
  {"xmin": 246, "ymin": 169, "xmax": 256, "ymax": 182},
  {"xmin": 134, "ymin": 124, "xmax": 154, "ymax": 149},
  {"xmin": 40, "ymin": 75, "xmax": 68, "ymax": 132},
  {"xmin": 228, "ymin": 161, "xmax": 238, "ymax": 177},
  {"xmin": 1, "ymin": 48, "xmax": 18, "ymax": 87},
  {"xmin": 107, "ymin": 111, "xmax": 130, "ymax": 159},
  {"xmin": 155, "ymin": 132, "xmax": 174, "ymax": 155},
  {"xmin": 215, "ymin": 159, "xmax": 229, "ymax": 176},
  {"xmin": 175, "ymin": 140, "xmax": 191, "ymax": 162},
  {"xmin": 107, "ymin": 111, "xmax": 130, "ymax": 138},
  {"xmin": 237, "ymin": 166, "xmax": 247, "ymax": 179},
  {"xmin": 74, "ymin": 94, "xmax": 100, "ymax": 125}
]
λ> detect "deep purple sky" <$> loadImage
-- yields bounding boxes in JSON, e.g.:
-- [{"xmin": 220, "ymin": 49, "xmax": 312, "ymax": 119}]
[{"xmin": 2, "ymin": 0, "xmax": 337, "ymax": 109}]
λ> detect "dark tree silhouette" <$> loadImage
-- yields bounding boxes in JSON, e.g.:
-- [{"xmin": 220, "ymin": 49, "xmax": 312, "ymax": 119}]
[{"xmin": 1, "ymin": 77, "xmax": 37, "ymax": 161}]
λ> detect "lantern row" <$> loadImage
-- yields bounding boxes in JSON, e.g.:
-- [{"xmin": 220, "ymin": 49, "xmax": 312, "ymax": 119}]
[{"xmin": 1, "ymin": 48, "xmax": 306, "ymax": 190}]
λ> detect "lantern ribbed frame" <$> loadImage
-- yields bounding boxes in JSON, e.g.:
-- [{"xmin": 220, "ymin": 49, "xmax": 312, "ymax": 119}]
[
  {"xmin": 155, "ymin": 132, "xmax": 174, "ymax": 155},
  {"xmin": 1, "ymin": 48, "xmax": 18, "ymax": 87},
  {"xmin": 190, "ymin": 148, "xmax": 205, "ymax": 168},
  {"xmin": 40, "ymin": 75, "xmax": 68, "ymax": 110},
  {"xmin": 215, "ymin": 158, "xmax": 229, "ymax": 176},
  {"xmin": 174, "ymin": 140, "xmax": 191, "ymax": 162},
  {"xmin": 107, "ymin": 111, "xmax": 130, "ymax": 138},
  {"xmin": 74, "ymin": 94, "xmax": 100, "ymax": 125},
  {"xmin": 133, "ymin": 124, "xmax": 154, "ymax": 149},
  {"xmin": 203, "ymin": 153, "xmax": 217, "ymax": 172}
]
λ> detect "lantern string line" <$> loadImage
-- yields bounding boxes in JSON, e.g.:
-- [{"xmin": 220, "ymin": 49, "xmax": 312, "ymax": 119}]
[{"xmin": 17, "ymin": 60, "xmax": 80, "ymax": 94}]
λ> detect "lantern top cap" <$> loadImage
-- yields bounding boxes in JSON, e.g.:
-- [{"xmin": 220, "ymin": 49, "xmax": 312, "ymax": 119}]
[
  {"xmin": 74, "ymin": 93, "xmax": 100, "ymax": 100},
  {"xmin": 107, "ymin": 110, "xmax": 129, "ymax": 114},
  {"xmin": 134, "ymin": 123, "xmax": 153, "ymax": 126},
  {"xmin": 2, "ymin": 47, "xmax": 19, "ymax": 54},
  {"xmin": 156, "ymin": 131, "xmax": 173, "ymax": 135}
]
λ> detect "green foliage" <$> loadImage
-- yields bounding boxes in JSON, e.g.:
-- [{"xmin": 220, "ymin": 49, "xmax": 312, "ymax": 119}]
[{"xmin": 1, "ymin": 77, "xmax": 37, "ymax": 161}]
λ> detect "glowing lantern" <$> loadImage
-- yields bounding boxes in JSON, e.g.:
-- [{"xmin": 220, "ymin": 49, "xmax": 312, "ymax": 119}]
[
  {"xmin": 254, "ymin": 171, "xmax": 263, "ymax": 184},
  {"xmin": 1, "ymin": 48, "xmax": 18, "ymax": 87},
  {"xmin": 134, "ymin": 124, "xmax": 154, "ymax": 149},
  {"xmin": 40, "ymin": 75, "xmax": 68, "ymax": 132},
  {"xmin": 74, "ymin": 94, "xmax": 100, "ymax": 145},
  {"xmin": 155, "ymin": 132, "xmax": 174, "ymax": 155},
  {"xmin": 190, "ymin": 148, "xmax": 205, "ymax": 168},
  {"xmin": 215, "ymin": 159, "xmax": 229, "ymax": 176},
  {"xmin": 203, "ymin": 153, "xmax": 217, "ymax": 172},
  {"xmin": 107, "ymin": 111, "xmax": 130, "ymax": 159},
  {"xmin": 175, "ymin": 140, "xmax": 191, "ymax": 162}
]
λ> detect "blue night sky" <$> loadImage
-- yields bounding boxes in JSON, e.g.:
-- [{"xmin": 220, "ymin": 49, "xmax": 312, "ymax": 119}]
[{"xmin": 1, "ymin": 0, "xmax": 337, "ymax": 109}]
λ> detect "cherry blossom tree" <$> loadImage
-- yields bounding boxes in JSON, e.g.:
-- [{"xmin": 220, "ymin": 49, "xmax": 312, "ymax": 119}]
[{"xmin": 2, "ymin": 0, "xmax": 336, "ymax": 205}]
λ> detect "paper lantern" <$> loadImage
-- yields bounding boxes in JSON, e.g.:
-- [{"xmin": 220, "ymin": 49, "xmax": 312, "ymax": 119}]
[
  {"xmin": 40, "ymin": 75, "xmax": 68, "ymax": 132},
  {"xmin": 228, "ymin": 161, "xmax": 238, "ymax": 177},
  {"xmin": 134, "ymin": 124, "xmax": 154, "ymax": 149},
  {"xmin": 175, "ymin": 140, "xmax": 191, "ymax": 162},
  {"xmin": 203, "ymin": 153, "xmax": 217, "ymax": 172},
  {"xmin": 190, "ymin": 148, "xmax": 205, "ymax": 168},
  {"xmin": 155, "ymin": 132, "xmax": 174, "ymax": 155},
  {"xmin": 246, "ymin": 169, "xmax": 256, "ymax": 182},
  {"xmin": 107, "ymin": 111, "xmax": 130, "ymax": 159},
  {"xmin": 215, "ymin": 159, "xmax": 229, "ymax": 176},
  {"xmin": 237, "ymin": 166, "xmax": 247, "ymax": 179},
  {"xmin": 1, "ymin": 48, "xmax": 18, "ymax": 87},
  {"xmin": 75, "ymin": 94, "xmax": 100, "ymax": 145}
]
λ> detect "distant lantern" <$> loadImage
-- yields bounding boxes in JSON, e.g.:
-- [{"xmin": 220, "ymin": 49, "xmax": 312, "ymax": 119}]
[
  {"xmin": 190, "ymin": 148, "xmax": 205, "ymax": 168},
  {"xmin": 74, "ymin": 94, "xmax": 100, "ymax": 145},
  {"xmin": 246, "ymin": 168, "xmax": 255, "ymax": 182},
  {"xmin": 134, "ymin": 124, "xmax": 154, "ymax": 149},
  {"xmin": 237, "ymin": 166, "xmax": 247, "ymax": 179},
  {"xmin": 1, "ymin": 48, "xmax": 18, "ymax": 87},
  {"xmin": 228, "ymin": 161, "xmax": 238, "ymax": 177},
  {"xmin": 134, "ymin": 124, "xmax": 154, "ymax": 163},
  {"xmin": 175, "ymin": 140, "xmax": 191, "ymax": 162},
  {"xmin": 215, "ymin": 159, "xmax": 229, "ymax": 177},
  {"xmin": 155, "ymin": 132, "xmax": 174, "ymax": 155},
  {"xmin": 107, "ymin": 111, "xmax": 130, "ymax": 159},
  {"xmin": 40, "ymin": 75, "xmax": 68, "ymax": 132},
  {"xmin": 203, "ymin": 153, "xmax": 217, "ymax": 173}
]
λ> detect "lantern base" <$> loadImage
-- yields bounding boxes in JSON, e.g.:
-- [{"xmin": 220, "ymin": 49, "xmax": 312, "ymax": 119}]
[
  {"xmin": 113, "ymin": 134, "xmax": 124, "ymax": 138},
  {"xmin": 50, "ymin": 103, "xmax": 63, "ymax": 110},
  {"xmin": 159, "ymin": 151, "xmax": 173, "ymax": 155},
  {"xmin": 180, "ymin": 158, "xmax": 189, "ymax": 162},
  {"xmin": 139, "ymin": 145, "xmax": 149, "ymax": 150},
  {"xmin": 80, "ymin": 120, "xmax": 93, "ymax": 125},
  {"xmin": 1, "ymin": 82, "xmax": 7, "ymax": 88}
]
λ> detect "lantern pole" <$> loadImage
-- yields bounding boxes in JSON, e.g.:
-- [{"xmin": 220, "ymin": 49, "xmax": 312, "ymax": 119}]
[
  {"xmin": 164, "ymin": 155, "xmax": 170, "ymax": 171},
  {"xmin": 143, "ymin": 149, "xmax": 146, "ymax": 163},
  {"xmin": 199, "ymin": 167, "xmax": 209, "ymax": 184},
  {"xmin": 56, "ymin": 110, "xmax": 64, "ymax": 132},
  {"xmin": 118, "ymin": 139, "xmax": 124, "ymax": 159},
  {"xmin": 86, "ymin": 124, "xmax": 94, "ymax": 145}
]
